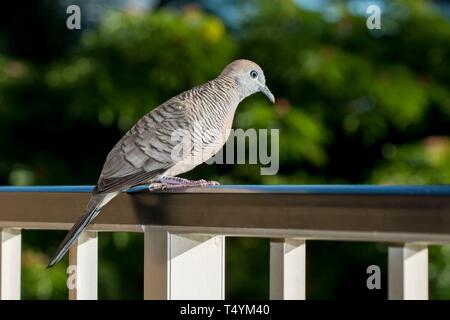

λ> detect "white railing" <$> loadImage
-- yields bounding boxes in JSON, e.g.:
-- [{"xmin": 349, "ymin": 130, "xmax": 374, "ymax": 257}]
[{"xmin": 0, "ymin": 185, "xmax": 449, "ymax": 300}]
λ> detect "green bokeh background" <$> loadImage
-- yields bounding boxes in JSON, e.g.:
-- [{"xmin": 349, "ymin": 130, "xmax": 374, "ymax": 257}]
[{"xmin": 0, "ymin": 0, "xmax": 449, "ymax": 299}]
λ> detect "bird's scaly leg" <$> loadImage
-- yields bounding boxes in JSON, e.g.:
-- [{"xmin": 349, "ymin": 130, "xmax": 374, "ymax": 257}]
[{"xmin": 148, "ymin": 176, "xmax": 220, "ymax": 191}]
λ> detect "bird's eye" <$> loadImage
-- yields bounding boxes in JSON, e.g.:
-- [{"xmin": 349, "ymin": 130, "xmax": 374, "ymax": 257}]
[{"xmin": 250, "ymin": 70, "xmax": 258, "ymax": 79}]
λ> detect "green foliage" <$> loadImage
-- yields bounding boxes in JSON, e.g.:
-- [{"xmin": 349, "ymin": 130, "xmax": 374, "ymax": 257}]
[
  {"xmin": 0, "ymin": 0, "xmax": 449, "ymax": 299},
  {"xmin": 46, "ymin": 9, "xmax": 236, "ymax": 129},
  {"xmin": 430, "ymin": 245, "xmax": 450, "ymax": 299},
  {"xmin": 371, "ymin": 137, "xmax": 450, "ymax": 184}
]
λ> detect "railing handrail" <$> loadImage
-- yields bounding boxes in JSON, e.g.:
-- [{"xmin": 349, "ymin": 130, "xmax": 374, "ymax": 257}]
[
  {"xmin": 0, "ymin": 184, "xmax": 449, "ymax": 243},
  {"xmin": 0, "ymin": 184, "xmax": 450, "ymax": 195}
]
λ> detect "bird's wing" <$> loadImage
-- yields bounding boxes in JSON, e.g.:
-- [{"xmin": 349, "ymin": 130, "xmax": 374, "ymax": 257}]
[
  {"xmin": 49, "ymin": 99, "xmax": 196, "ymax": 267},
  {"xmin": 95, "ymin": 99, "xmax": 193, "ymax": 193}
]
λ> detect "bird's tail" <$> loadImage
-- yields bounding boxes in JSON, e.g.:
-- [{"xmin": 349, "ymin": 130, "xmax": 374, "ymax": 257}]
[{"xmin": 47, "ymin": 192, "xmax": 118, "ymax": 268}]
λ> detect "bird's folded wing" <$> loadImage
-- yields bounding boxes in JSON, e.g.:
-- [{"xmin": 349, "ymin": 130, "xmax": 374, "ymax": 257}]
[{"xmin": 94, "ymin": 100, "xmax": 193, "ymax": 193}]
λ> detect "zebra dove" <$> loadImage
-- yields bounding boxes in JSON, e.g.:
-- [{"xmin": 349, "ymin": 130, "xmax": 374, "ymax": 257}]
[{"xmin": 48, "ymin": 59, "xmax": 274, "ymax": 268}]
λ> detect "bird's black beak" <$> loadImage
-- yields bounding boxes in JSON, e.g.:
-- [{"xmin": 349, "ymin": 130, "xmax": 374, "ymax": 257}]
[{"xmin": 260, "ymin": 85, "xmax": 275, "ymax": 103}]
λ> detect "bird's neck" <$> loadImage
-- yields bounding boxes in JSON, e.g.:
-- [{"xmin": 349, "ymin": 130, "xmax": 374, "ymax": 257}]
[{"xmin": 209, "ymin": 76, "xmax": 241, "ymax": 110}]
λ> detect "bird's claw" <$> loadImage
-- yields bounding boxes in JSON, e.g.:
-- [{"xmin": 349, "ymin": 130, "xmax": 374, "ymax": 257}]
[
  {"xmin": 198, "ymin": 179, "xmax": 220, "ymax": 186},
  {"xmin": 148, "ymin": 183, "xmax": 167, "ymax": 192},
  {"xmin": 148, "ymin": 177, "xmax": 220, "ymax": 192}
]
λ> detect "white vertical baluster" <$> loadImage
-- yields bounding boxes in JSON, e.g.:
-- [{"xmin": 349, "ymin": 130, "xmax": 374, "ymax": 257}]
[
  {"xmin": 0, "ymin": 228, "xmax": 21, "ymax": 300},
  {"xmin": 144, "ymin": 228, "xmax": 225, "ymax": 300},
  {"xmin": 143, "ymin": 229, "xmax": 168, "ymax": 299},
  {"xmin": 270, "ymin": 238, "xmax": 306, "ymax": 300},
  {"xmin": 68, "ymin": 231, "xmax": 98, "ymax": 300},
  {"xmin": 388, "ymin": 243, "xmax": 428, "ymax": 300}
]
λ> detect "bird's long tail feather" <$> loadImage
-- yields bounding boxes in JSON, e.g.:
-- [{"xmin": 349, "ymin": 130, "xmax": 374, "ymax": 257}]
[{"xmin": 47, "ymin": 192, "xmax": 117, "ymax": 268}]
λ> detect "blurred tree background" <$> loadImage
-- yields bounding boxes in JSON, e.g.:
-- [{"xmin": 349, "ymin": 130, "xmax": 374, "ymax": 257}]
[{"xmin": 0, "ymin": 0, "xmax": 449, "ymax": 299}]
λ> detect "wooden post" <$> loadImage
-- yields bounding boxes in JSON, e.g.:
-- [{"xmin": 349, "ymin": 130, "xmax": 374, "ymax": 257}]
[
  {"xmin": 270, "ymin": 238, "xmax": 306, "ymax": 300},
  {"xmin": 144, "ymin": 228, "xmax": 225, "ymax": 300},
  {"xmin": 68, "ymin": 231, "xmax": 98, "ymax": 300},
  {"xmin": 388, "ymin": 244, "xmax": 428, "ymax": 300},
  {"xmin": 0, "ymin": 228, "xmax": 21, "ymax": 300}
]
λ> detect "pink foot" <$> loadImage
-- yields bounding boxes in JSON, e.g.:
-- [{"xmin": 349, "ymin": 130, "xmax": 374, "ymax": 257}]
[{"xmin": 148, "ymin": 176, "xmax": 220, "ymax": 192}]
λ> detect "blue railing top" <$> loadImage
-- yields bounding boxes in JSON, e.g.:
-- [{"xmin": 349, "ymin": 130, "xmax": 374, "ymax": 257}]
[
  {"xmin": 0, "ymin": 184, "xmax": 449, "ymax": 195},
  {"xmin": 0, "ymin": 185, "xmax": 95, "ymax": 193}
]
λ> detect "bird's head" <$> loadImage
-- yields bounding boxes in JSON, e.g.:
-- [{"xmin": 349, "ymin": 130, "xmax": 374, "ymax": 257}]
[{"xmin": 220, "ymin": 59, "xmax": 275, "ymax": 103}]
